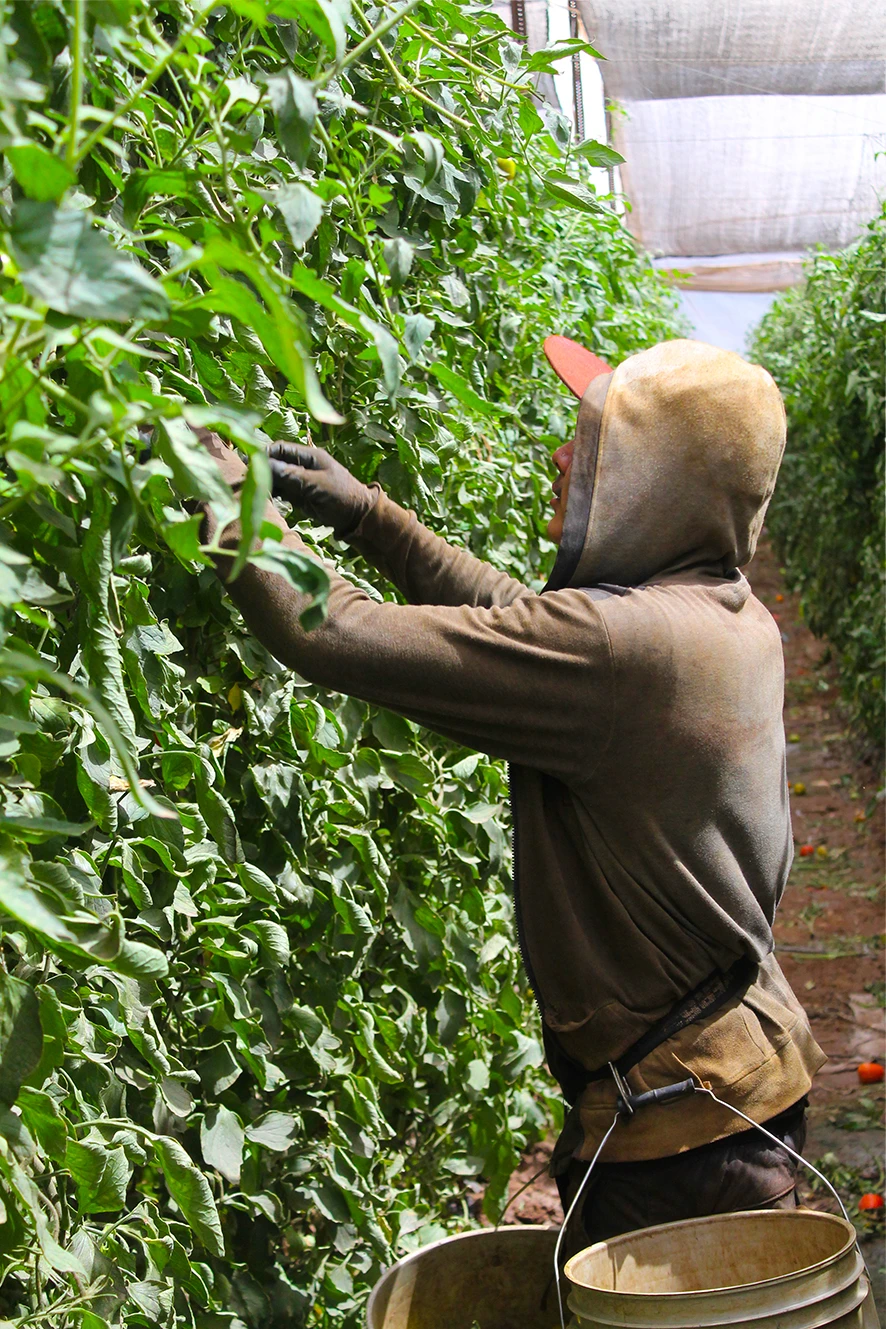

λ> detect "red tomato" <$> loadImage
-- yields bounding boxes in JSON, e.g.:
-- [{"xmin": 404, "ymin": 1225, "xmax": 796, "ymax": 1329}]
[
  {"xmin": 799, "ymin": 844, "xmax": 815, "ymax": 858},
  {"xmin": 858, "ymin": 1193, "xmax": 884, "ymax": 1212},
  {"xmin": 857, "ymin": 1062, "xmax": 885, "ymax": 1084}
]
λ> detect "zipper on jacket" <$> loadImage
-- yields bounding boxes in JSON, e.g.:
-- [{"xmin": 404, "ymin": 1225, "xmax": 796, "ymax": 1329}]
[{"xmin": 508, "ymin": 765, "xmax": 545, "ymax": 1018}]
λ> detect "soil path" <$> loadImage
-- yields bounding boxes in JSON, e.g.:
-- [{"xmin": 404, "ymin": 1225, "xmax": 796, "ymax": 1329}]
[{"xmin": 495, "ymin": 535, "xmax": 885, "ymax": 1306}]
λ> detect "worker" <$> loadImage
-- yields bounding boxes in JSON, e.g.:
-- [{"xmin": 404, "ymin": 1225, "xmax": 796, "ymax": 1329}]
[{"xmin": 197, "ymin": 336, "xmax": 824, "ymax": 1246}]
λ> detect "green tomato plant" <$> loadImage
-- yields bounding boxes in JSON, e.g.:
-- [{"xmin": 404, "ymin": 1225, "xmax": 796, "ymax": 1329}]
[
  {"xmin": 751, "ymin": 208, "xmax": 885, "ymax": 752},
  {"xmin": 0, "ymin": 1, "xmax": 683, "ymax": 1324}
]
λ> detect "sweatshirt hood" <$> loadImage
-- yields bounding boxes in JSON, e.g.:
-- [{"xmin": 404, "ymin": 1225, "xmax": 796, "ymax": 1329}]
[{"xmin": 545, "ymin": 339, "xmax": 787, "ymax": 591}]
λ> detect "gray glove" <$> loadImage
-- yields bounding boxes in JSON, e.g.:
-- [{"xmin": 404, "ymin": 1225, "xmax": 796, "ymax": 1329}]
[{"xmin": 267, "ymin": 443, "xmax": 374, "ymax": 537}]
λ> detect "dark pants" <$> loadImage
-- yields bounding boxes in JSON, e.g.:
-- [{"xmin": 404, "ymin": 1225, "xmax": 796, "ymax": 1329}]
[{"xmin": 556, "ymin": 1098, "xmax": 808, "ymax": 1251}]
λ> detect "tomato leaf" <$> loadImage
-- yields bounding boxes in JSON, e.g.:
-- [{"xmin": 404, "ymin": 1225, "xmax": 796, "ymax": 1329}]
[
  {"xmin": 10, "ymin": 202, "xmax": 169, "ymax": 322},
  {"xmin": 0, "ymin": 975, "xmax": 42, "ymax": 1105},
  {"xmin": 154, "ymin": 1137, "xmax": 225, "ymax": 1258}
]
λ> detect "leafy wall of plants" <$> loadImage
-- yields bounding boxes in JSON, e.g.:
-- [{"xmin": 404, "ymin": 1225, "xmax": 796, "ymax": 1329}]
[
  {"xmin": 750, "ymin": 209, "xmax": 885, "ymax": 751},
  {"xmin": 0, "ymin": 1, "xmax": 683, "ymax": 1324}
]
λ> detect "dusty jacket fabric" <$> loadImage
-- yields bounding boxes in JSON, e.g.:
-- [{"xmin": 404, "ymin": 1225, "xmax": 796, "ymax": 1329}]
[{"xmin": 208, "ymin": 338, "xmax": 824, "ymax": 1162}]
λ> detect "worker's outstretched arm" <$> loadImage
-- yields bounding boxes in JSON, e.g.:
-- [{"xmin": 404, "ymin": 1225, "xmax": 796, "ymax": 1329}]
[
  {"xmin": 268, "ymin": 443, "xmax": 530, "ymax": 611},
  {"xmin": 204, "ymin": 436, "xmax": 613, "ymax": 780}
]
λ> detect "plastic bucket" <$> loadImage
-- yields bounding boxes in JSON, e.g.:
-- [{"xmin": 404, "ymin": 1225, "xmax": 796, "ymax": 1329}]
[
  {"xmin": 564, "ymin": 1209, "xmax": 879, "ymax": 1329},
  {"xmin": 365, "ymin": 1224, "xmax": 560, "ymax": 1329}
]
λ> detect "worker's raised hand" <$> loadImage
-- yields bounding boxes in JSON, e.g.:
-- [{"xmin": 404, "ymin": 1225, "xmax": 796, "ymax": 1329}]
[{"xmin": 267, "ymin": 443, "xmax": 374, "ymax": 537}]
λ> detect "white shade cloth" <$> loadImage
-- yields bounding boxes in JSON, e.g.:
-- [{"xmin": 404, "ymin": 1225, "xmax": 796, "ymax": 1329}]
[
  {"xmin": 574, "ymin": 0, "xmax": 886, "ymax": 277},
  {"xmin": 577, "ymin": 0, "xmax": 886, "ymax": 99},
  {"xmin": 615, "ymin": 94, "xmax": 886, "ymax": 256}
]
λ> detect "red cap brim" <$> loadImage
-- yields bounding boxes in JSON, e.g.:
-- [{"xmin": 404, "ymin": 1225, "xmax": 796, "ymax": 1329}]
[{"xmin": 543, "ymin": 335, "xmax": 612, "ymax": 399}]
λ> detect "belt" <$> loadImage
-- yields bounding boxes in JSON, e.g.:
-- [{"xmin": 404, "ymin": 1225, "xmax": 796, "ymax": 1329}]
[{"xmin": 548, "ymin": 956, "xmax": 758, "ymax": 1105}]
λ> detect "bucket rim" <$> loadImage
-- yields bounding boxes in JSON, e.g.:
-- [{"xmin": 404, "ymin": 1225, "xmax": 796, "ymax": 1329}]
[
  {"xmin": 564, "ymin": 1209, "xmax": 858, "ymax": 1300},
  {"xmin": 365, "ymin": 1223, "xmax": 558, "ymax": 1320}
]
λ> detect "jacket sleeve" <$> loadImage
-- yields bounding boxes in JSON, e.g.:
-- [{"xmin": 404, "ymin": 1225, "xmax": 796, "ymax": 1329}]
[
  {"xmin": 347, "ymin": 488, "xmax": 532, "ymax": 609},
  {"xmin": 209, "ymin": 501, "xmax": 614, "ymax": 780}
]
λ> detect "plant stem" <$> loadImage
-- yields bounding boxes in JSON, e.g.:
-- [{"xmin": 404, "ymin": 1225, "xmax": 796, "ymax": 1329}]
[
  {"xmin": 352, "ymin": 0, "xmax": 471, "ymax": 131},
  {"xmin": 66, "ymin": 0, "xmax": 85, "ymax": 168},
  {"xmin": 1, "ymin": 314, "xmax": 27, "ymax": 362},
  {"xmin": 71, "ymin": 1117, "xmax": 159, "ymax": 1138},
  {"xmin": 74, "ymin": 2, "xmax": 216, "ymax": 166},
  {"xmin": 314, "ymin": 0, "xmax": 425, "ymax": 89},
  {"xmin": 399, "ymin": 13, "xmax": 528, "ymax": 91},
  {"xmin": 40, "ymin": 374, "xmax": 89, "ymax": 418},
  {"xmin": 15, "ymin": 1287, "xmax": 113, "ymax": 1325},
  {"xmin": 316, "ymin": 122, "xmax": 397, "ymax": 327}
]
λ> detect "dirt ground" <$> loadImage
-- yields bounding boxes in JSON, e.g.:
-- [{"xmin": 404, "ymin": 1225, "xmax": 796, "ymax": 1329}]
[{"xmin": 495, "ymin": 535, "xmax": 886, "ymax": 1307}]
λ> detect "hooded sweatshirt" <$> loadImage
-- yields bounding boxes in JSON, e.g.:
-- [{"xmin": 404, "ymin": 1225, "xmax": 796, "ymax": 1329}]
[{"xmin": 207, "ymin": 339, "xmax": 824, "ymax": 1162}]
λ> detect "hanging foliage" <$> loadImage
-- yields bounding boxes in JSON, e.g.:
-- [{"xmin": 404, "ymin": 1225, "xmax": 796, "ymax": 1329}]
[{"xmin": 0, "ymin": 1, "xmax": 683, "ymax": 1324}]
